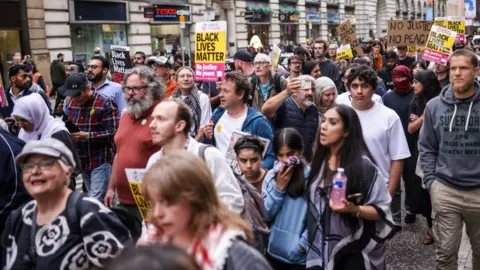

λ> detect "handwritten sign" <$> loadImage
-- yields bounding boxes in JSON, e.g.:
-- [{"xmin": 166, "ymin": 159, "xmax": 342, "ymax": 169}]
[
  {"xmin": 388, "ymin": 20, "xmax": 435, "ymax": 46},
  {"xmin": 336, "ymin": 20, "xmax": 363, "ymax": 55},
  {"xmin": 194, "ymin": 21, "xmax": 227, "ymax": 82},
  {"xmin": 336, "ymin": 44, "xmax": 354, "ymax": 60},
  {"xmin": 422, "ymin": 25, "xmax": 456, "ymax": 66},
  {"xmin": 125, "ymin": 168, "xmax": 150, "ymax": 221},
  {"xmin": 446, "ymin": 17, "xmax": 465, "ymax": 43}
]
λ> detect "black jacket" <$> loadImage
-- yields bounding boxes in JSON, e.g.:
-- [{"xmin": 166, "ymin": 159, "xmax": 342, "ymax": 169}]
[{"xmin": 0, "ymin": 83, "xmax": 51, "ymax": 118}]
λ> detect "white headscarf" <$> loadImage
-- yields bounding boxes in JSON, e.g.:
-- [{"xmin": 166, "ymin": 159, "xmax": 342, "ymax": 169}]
[
  {"xmin": 12, "ymin": 93, "xmax": 68, "ymax": 142},
  {"xmin": 314, "ymin": 77, "xmax": 338, "ymax": 114}
]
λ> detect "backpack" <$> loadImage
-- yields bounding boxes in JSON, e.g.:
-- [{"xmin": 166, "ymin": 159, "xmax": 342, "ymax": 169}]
[
  {"xmin": 67, "ymin": 192, "xmax": 142, "ymax": 241},
  {"xmin": 248, "ymin": 73, "xmax": 283, "ymax": 106},
  {"xmin": 198, "ymin": 144, "xmax": 270, "ymax": 254}
]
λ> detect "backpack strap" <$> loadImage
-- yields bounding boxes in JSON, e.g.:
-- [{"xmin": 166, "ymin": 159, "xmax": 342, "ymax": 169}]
[
  {"xmin": 273, "ymin": 73, "xmax": 283, "ymax": 96},
  {"xmin": 198, "ymin": 144, "xmax": 212, "ymax": 161},
  {"xmin": 248, "ymin": 75, "xmax": 257, "ymax": 106}
]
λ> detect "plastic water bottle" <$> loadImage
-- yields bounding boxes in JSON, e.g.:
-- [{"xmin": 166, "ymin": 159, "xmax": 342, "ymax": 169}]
[{"xmin": 331, "ymin": 168, "xmax": 347, "ymax": 207}]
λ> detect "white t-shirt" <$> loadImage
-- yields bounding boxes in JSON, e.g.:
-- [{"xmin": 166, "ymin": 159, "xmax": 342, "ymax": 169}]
[
  {"xmin": 146, "ymin": 138, "xmax": 244, "ymax": 214},
  {"xmin": 214, "ymin": 110, "xmax": 248, "ymax": 155},
  {"xmin": 336, "ymin": 92, "xmax": 384, "ymax": 105},
  {"xmin": 354, "ymin": 102, "xmax": 411, "ymax": 184},
  {"xmin": 180, "ymin": 90, "xmax": 212, "ymax": 128}
]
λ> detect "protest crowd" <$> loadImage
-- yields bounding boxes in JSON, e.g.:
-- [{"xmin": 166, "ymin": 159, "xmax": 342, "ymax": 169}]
[{"xmin": 1, "ymin": 16, "xmax": 480, "ymax": 270}]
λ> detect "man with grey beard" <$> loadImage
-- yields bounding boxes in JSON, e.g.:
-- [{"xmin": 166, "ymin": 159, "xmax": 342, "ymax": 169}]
[{"xmin": 104, "ymin": 66, "xmax": 164, "ymax": 234}]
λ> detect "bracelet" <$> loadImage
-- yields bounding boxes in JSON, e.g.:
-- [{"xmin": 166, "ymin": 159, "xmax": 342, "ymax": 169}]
[{"xmin": 356, "ymin": 206, "xmax": 363, "ymax": 218}]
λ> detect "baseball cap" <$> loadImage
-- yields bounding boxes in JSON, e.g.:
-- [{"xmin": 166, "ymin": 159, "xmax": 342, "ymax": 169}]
[
  {"xmin": 58, "ymin": 73, "xmax": 88, "ymax": 97},
  {"xmin": 363, "ymin": 37, "xmax": 373, "ymax": 43},
  {"xmin": 146, "ymin": 56, "xmax": 171, "ymax": 68},
  {"xmin": 16, "ymin": 138, "xmax": 76, "ymax": 168},
  {"xmin": 233, "ymin": 51, "xmax": 252, "ymax": 62}
]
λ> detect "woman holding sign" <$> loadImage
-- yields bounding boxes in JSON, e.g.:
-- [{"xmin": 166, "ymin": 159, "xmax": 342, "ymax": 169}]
[{"xmin": 172, "ymin": 67, "xmax": 211, "ymax": 141}]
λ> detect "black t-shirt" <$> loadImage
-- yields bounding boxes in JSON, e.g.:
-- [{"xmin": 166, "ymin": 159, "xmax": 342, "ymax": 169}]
[
  {"xmin": 397, "ymin": 56, "xmax": 415, "ymax": 69},
  {"xmin": 1, "ymin": 192, "xmax": 133, "ymax": 269},
  {"xmin": 377, "ymin": 67, "xmax": 394, "ymax": 92},
  {"xmin": 382, "ymin": 90, "xmax": 415, "ymax": 145}
]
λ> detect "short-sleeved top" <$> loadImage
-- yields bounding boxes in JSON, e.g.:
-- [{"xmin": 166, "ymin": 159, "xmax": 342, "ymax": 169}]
[
  {"xmin": 214, "ymin": 110, "xmax": 248, "ymax": 155},
  {"xmin": 114, "ymin": 103, "xmax": 161, "ymax": 205},
  {"xmin": 353, "ymin": 102, "xmax": 411, "ymax": 183},
  {"xmin": 1, "ymin": 192, "xmax": 133, "ymax": 270}
]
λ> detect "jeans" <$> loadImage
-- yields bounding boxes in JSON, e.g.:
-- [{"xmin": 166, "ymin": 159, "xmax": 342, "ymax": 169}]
[{"xmin": 82, "ymin": 163, "xmax": 112, "ymax": 202}]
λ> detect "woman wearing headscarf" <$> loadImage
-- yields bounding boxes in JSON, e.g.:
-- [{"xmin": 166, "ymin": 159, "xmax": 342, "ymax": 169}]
[
  {"xmin": 314, "ymin": 77, "xmax": 337, "ymax": 120},
  {"xmin": 11, "ymin": 93, "xmax": 81, "ymax": 190},
  {"xmin": 172, "ymin": 67, "xmax": 211, "ymax": 141}
]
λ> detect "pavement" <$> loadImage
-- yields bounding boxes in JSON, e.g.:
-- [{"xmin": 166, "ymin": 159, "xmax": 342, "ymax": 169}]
[{"xmin": 385, "ymin": 182, "xmax": 473, "ymax": 270}]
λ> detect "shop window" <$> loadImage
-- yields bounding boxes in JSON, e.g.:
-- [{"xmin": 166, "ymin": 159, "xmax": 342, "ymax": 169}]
[
  {"xmin": 247, "ymin": 25, "xmax": 270, "ymax": 49},
  {"xmin": 0, "ymin": 30, "xmax": 21, "ymax": 90},
  {"xmin": 280, "ymin": 25, "xmax": 297, "ymax": 45},
  {"xmin": 71, "ymin": 24, "xmax": 128, "ymax": 65}
]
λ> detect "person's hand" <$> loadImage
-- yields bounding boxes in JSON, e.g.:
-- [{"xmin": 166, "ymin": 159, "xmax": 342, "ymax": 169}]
[
  {"xmin": 71, "ymin": 131, "xmax": 89, "ymax": 141},
  {"xmin": 276, "ymin": 163, "xmax": 294, "ymax": 191},
  {"xmin": 410, "ymin": 114, "xmax": 419, "ymax": 122},
  {"xmin": 286, "ymin": 78, "xmax": 301, "ymax": 96},
  {"xmin": 203, "ymin": 121, "xmax": 214, "ymax": 140},
  {"xmin": 4, "ymin": 117, "xmax": 18, "ymax": 134},
  {"xmin": 329, "ymin": 198, "xmax": 359, "ymax": 214},
  {"xmin": 104, "ymin": 188, "xmax": 115, "ymax": 207}
]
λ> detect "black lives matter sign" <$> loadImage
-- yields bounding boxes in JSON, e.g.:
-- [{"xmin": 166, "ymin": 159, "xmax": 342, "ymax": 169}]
[{"xmin": 111, "ymin": 46, "xmax": 132, "ymax": 74}]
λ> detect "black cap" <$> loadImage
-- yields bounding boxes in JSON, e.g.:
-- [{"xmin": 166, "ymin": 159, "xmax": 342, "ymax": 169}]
[
  {"xmin": 233, "ymin": 51, "xmax": 252, "ymax": 62},
  {"xmin": 58, "ymin": 73, "xmax": 88, "ymax": 97},
  {"xmin": 397, "ymin": 46, "xmax": 408, "ymax": 50}
]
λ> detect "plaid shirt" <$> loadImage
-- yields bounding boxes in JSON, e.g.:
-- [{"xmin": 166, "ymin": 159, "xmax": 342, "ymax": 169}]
[{"xmin": 68, "ymin": 92, "xmax": 119, "ymax": 171}]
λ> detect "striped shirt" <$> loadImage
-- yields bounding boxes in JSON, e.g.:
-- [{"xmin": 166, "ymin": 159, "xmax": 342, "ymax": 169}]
[{"xmin": 68, "ymin": 92, "xmax": 119, "ymax": 171}]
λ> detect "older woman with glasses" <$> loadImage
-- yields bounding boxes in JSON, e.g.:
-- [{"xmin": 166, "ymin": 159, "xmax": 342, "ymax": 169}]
[
  {"xmin": 172, "ymin": 67, "xmax": 211, "ymax": 140},
  {"xmin": 1, "ymin": 139, "xmax": 133, "ymax": 269}
]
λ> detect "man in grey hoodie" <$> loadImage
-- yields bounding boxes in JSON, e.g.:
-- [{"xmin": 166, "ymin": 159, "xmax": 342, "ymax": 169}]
[{"xmin": 419, "ymin": 49, "xmax": 480, "ymax": 269}]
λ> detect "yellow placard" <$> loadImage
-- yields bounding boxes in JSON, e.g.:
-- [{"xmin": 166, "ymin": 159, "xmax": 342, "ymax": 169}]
[
  {"xmin": 194, "ymin": 31, "xmax": 227, "ymax": 63},
  {"xmin": 125, "ymin": 168, "xmax": 150, "ymax": 221},
  {"xmin": 408, "ymin": 46, "xmax": 416, "ymax": 55},
  {"xmin": 435, "ymin": 18, "xmax": 447, "ymax": 28},
  {"xmin": 446, "ymin": 19, "xmax": 465, "ymax": 43},
  {"xmin": 425, "ymin": 26, "xmax": 456, "ymax": 54},
  {"xmin": 128, "ymin": 182, "xmax": 151, "ymax": 222},
  {"xmin": 336, "ymin": 45, "xmax": 353, "ymax": 60}
]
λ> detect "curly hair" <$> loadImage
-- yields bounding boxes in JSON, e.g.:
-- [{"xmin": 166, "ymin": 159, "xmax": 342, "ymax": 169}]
[{"xmin": 346, "ymin": 65, "xmax": 378, "ymax": 90}]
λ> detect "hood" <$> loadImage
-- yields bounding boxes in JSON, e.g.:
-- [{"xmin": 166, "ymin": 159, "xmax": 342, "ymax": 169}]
[
  {"xmin": 440, "ymin": 81, "xmax": 480, "ymax": 105},
  {"xmin": 440, "ymin": 81, "xmax": 480, "ymax": 132},
  {"xmin": 243, "ymin": 106, "xmax": 265, "ymax": 128}
]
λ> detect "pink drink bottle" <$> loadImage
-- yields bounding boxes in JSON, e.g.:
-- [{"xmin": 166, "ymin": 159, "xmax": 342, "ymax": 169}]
[{"xmin": 331, "ymin": 168, "xmax": 347, "ymax": 207}]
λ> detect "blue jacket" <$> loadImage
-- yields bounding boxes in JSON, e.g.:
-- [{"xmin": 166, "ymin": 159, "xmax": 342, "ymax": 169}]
[
  {"xmin": 262, "ymin": 162, "xmax": 309, "ymax": 264},
  {"xmin": 0, "ymin": 83, "xmax": 51, "ymax": 118},
  {"xmin": 0, "ymin": 130, "xmax": 30, "ymax": 235},
  {"xmin": 208, "ymin": 106, "xmax": 275, "ymax": 169}
]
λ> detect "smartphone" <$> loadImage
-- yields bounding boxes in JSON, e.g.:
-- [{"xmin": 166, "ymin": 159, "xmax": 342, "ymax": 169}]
[
  {"xmin": 346, "ymin": 193, "xmax": 363, "ymax": 204},
  {"xmin": 65, "ymin": 120, "xmax": 80, "ymax": 133},
  {"xmin": 300, "ymin": 79, "xmax": 312, "ymax": 89}
]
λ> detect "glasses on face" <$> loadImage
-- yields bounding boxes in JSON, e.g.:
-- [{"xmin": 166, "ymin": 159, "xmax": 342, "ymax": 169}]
[
  {"xmin": 21, "ymin": 159, "xmax": 57, "ymax": 173},
  {"xmin": 178, "ymin": 74, "xmax": 193, "ymax": 79},
  {"xmin": 350, "ymin": 83, "xmax": 371, "ymax": 90},
  {"xmin": 436, "ymin": 70, "xmax": 447, "ymax": 76},
  {"xmin": 87, "ymin": 65, "xmax": 99, "ymax": 70},
  {"xmin": 123, "ymin": 85, "xmax": 148, "ymax": 93},
  {"xmin": 253, "ymin": 61, "xmax": 270, "ymax": 67}
]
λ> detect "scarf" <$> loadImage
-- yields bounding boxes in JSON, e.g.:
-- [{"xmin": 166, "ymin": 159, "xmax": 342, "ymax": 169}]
[
  {"xmin": 314, "ymin": 77, "xmax": 337, "ymax": 114},
  {"xmin": 138, "ymin": 223, "xmax": 245, "ymax": 270},
  {"xmin": 392, "ymin": 65, "xmax": 412, "ymax": 94},
  {"xmin": 11, "ymin": 93, "xmax": 68, "ymax": 142},
  {"xmin": 172, "ymin": 87, "xmax": 201, "ymax": 137}
]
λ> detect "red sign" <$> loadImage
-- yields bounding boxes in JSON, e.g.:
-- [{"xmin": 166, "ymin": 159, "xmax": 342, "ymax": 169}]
[{"xmin": 156, "ymin": 8, "xmax": 177, "ymax": 15}]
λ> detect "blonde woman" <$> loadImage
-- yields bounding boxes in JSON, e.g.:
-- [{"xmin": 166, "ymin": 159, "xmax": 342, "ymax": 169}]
[{"xmin": 138, "ymin": 151, "xmax": 272, "ymax": 270}]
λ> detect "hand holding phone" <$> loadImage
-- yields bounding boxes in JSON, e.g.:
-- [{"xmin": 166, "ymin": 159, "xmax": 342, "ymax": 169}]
[
  {"xmin": 65, "ymin": 120, "xmax": 80, "ymax": 133},
  {"xmin": 346, "ymin": 193, "xmax": 363, "ymax": 205}
]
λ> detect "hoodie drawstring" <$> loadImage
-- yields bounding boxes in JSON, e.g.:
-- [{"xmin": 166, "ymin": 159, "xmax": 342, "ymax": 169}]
[
  {"xmin": 449, "ymin": 104, "xmax": 457, "ymax": 132},
  {"xmin": 448, "ymin": 101, "xmax": 474, "ymax": 132},
  {"xmin": 466, "ymin": 101, "xmax": 474, "ymax": 132}
]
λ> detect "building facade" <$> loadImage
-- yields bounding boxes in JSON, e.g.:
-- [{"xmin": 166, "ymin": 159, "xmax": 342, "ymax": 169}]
[{"xmin": 2, "ymin": 0, "xmax": 459, "ymax": 88}]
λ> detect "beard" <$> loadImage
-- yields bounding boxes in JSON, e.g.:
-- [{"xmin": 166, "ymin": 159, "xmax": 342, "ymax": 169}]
[
  {"xmin": 125, "ymin": 91, "xmax": 154, "ymax": 116},
  {"xmin": 453, "ymin": 80, "xmax": 474, "ymax": 93},
  {"xmin": 88, "ymin": 72, "xmax": 103, "ymax": 83}
]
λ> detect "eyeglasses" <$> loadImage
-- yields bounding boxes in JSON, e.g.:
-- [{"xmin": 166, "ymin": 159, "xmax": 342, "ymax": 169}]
[
  {"xmin": 253, "ymin": 61, "xmax": 270, "ymax": 66},
  {"xmin": 87, "ymin": 65, "xmax": 99, "ymax": 70},
  {"xmin": 21, "ymin": 159, "xmax": 57, "ymax": 173},
  {"xmin": 123, "ymin": 85, "xmax": 148, "ymax": 93},
  {"xmin": 435, "ymin": 70, "xmax": 447, "ymax": 76},
  {"xmin": 350, "ymin": 83, "xmax": 371, "ymax": 90}
]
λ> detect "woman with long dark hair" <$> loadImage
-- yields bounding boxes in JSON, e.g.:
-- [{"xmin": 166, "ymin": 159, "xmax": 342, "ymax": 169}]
[
  {"xmin": 262, "ymin": 128, "xmax": 309, "ymax": 269},
  {"xmin": 408, "ymin": 69, "xmax": 441, "ymax": 246},
  {"xmin": 306, "ymin": 104, "xmax": 394, "ymax": 270}
]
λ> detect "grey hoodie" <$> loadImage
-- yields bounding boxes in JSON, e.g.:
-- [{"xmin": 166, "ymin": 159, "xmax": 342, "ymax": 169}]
[{"xmin": 419, "ymin": 81, "xmax": 480, "ymax": 190}]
